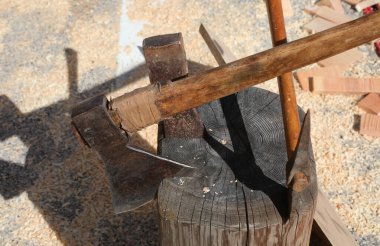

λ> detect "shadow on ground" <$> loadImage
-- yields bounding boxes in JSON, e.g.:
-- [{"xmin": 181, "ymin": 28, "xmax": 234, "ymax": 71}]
[{"xmin": 0, "ymin": 48, "xmax": 212, "ymax": 245}]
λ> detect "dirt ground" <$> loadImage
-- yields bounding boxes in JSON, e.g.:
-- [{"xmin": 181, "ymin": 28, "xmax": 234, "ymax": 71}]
[{"xmin": 0, "ymin": 0, "xmax": 379, "ymax": 245}]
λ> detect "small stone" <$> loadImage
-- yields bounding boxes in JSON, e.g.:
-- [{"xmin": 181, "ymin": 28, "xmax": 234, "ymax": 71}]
[{"xmin": 203, "ymin": 187, "xmax": 210, "ymax": 193}]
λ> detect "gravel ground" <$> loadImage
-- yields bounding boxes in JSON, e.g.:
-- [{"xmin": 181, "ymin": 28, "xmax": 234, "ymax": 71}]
[{"xmin": 0, "ymin": 0, "xmax": 379, "ymax": 245}]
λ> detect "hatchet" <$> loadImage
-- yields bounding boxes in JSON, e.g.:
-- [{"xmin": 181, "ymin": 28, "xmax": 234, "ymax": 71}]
[{"xmin": 72, "ymin": 12, "xmax": 380, "ymax": 213}]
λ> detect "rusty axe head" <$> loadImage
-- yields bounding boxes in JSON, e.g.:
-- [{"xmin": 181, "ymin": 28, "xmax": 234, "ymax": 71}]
[
  {"xmin": 71, "ymin": 33, "xmax": 203, "ymax": 213},
  {"xmin": 71, "ymin": 95, "xmax": 192, "ymax": 213}
]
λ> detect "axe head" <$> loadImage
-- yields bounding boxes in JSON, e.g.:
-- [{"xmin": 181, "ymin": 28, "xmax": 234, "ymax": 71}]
[{"xmin": 71, "ymin": 94, "xmax": 185, "ymax": 213}]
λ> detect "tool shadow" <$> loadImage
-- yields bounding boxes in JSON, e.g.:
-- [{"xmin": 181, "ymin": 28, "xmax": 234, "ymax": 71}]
[
  {"xmin": 0, "ymin": 48, "xmax": 212, "ymax": 245},
  {"xmin": 203, "ymin": 93, "xmax": 289, "ymax": 220}
]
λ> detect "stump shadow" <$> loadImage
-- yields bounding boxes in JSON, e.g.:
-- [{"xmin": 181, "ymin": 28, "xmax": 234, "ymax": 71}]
[{"xmin": 203, "ymin": 93, "xmax": 289, "ymax": 219}]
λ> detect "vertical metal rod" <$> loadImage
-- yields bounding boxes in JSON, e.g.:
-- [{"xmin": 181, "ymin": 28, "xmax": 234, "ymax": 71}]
[{"xmin": 266, "ymin": 0, "xmax": 301, "ymax": 158}]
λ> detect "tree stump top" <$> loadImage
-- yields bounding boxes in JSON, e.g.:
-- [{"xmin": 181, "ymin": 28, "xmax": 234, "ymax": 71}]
[{"xmin": 158, "ymin": 87, "xmax": 317, "ymax": 234}]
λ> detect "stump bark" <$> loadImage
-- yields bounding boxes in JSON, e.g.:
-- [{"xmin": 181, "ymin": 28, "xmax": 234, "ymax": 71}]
[{"xmin": 158, "ymin": 87, "xmax": 317, "ymax": 245}]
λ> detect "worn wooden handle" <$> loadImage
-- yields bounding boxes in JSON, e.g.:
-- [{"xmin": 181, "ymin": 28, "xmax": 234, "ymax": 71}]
[{"xmin": 111, "ymin": 12, "xmax": 380, "ymax": 133}]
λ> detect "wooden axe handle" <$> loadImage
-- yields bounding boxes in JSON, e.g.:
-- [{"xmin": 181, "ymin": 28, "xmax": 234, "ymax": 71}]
[{"xmin": 111, "ymin": 12, "xmax": 380, "ymax": 133}]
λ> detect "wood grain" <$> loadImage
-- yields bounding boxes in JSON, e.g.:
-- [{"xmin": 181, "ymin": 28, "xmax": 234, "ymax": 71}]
[
  {"xmin": 316, "ymin": 0, "xmax": 345, "ymax": 14},
  {"xmin": 294, "ymin": 66, "xmax": 343, "ymax": 91},
  {"xmin": 303, "ymin": 17, "xmax": 337, "ymax": 33},
  {"xmin": 310, "ymin": 76, "xmax": 380, "ymax": 94},
  {"xmin": 304, "ymin": 6, "xmax": 353, "ymax": 24},
  {"xmin": 109, "ymin": 12, "xmax": 380, "ymax": 132},
  {"xmin": 197, "ymin": 23, "xmax": 355, "ymax": 246},
  {"xmin": 158, "ymin": 88, "xmax": 317, "ymax": 245},
  {"xmin": 358, "ymin": 93, "xmax": 380, "ymax": 114},
  {"xmin": 314, "ymin": 190, "xmax": 357, "ymax": 246},
  {"xmin": 360, "ymin": 113, "xmax": 380, "ymax": 137},
  {"xmin": 318, "ymin": 48, "xmax": 362, "ymax": 68}
]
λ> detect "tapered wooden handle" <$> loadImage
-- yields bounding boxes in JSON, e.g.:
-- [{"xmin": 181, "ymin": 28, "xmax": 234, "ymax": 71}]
[{"xmin": 111, "ymin": 12, "xmax": 380, "ymax": 133}]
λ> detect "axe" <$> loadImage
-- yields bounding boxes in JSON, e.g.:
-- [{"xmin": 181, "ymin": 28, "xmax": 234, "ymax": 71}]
[{"xmin": 72, "ymin": 12, "xmax": 380, "ymax": 213}]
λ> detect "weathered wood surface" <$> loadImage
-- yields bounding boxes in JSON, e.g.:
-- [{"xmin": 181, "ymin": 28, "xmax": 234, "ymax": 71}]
[
  {"xmin": 199, "ymin": 24, "xmax": 357, "ymax": 245},
  {"xmin": 158, "ymin": 87, "xmax": 317, "ymax": 245},
  {"xmin": 312, "ymin": 190, "xmax": 357, "ymax": 246},
  {"xmin": 110, "ymin": 12, "xmax": 380, "ymax": 133}
]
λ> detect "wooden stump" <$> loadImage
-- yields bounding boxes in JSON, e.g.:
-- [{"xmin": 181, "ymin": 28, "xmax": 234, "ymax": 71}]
[{"xmin": 158, "ymin": 88, "xmax": 317, "ymax": 245}]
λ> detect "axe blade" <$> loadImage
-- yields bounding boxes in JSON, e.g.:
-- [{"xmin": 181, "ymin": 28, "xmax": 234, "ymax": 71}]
[{"xmin": 71, "ymin": 94, "xmax": 186, "ymax": 213}]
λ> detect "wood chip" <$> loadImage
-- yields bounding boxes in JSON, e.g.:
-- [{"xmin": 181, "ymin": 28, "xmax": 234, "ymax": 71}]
[
  {"xmin": 360, "ymin": 113, "xmax": 380, "ymax": 137},
  {"xmin": 304, "ymin": 6, "xmax": 353, "ymax": 24},
  {"xmin": 358, "ymin": 93, "xmax": 380, "ymax": 114},
  {"xmin": 314, "ymin": 190, "xmax": 357, "ymax": 246},
  {"xmin": 282, "ymin": 0, "xmax": 294, "ymax": 17},
  {"xmin": 310, "ymin": 76, "xmax": 380, "ymax": 94},
  {"xmin": 303, "ymin": 17, "xmax": 337, "ymax": 33},
  {"xmin": 330, "ymin": 0, "xmax": 346, "ymax": 13},
  {"xmin": 318, "ymin": 49, "xmax": 362, "ymax": 68},
  {"xmin": 294, "ymin": 66, "xmax": 343, "ymax": 91},
  {"xmin": 355, "ymin": 0, "xmax": 380, "ymax": 11},
  {"xmin": 343, "ymin": 0, "xmax": 363, "ymax": 5},
  {"xmin": 317, "ymin": 0, "xmax": 345, "ymax": 14}
]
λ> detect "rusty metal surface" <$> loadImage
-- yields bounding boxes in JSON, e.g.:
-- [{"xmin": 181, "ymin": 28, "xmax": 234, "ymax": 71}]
[
  {"xmin": 143, "ymin": 33, "xmax": 204, "ymax": 139},
  {"xmin": 143, "ymin": 33, "xmax": 188, "ymax": 84},
  {"xmin": 71, "ymin": 95, "xmax": 183, "ymax": 213}
]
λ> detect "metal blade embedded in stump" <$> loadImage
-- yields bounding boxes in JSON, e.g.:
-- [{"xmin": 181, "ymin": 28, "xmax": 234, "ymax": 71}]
[
  {"xmin": 158, "ymin": 87, "xmax": 317, "ymax": 245},
  {"xmin": 71, "ymin": 12, "xmax": 380, "ymax": 245},
  {"xmin": 156, "ymin": 23, "xmax": 318, "ymax": 245}
]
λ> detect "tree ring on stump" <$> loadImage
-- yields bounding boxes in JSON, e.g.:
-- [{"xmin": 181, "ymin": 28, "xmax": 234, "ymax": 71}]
[{"xmin": 158, "ymin": 87, "xmax": 317, "ymax": 245}]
